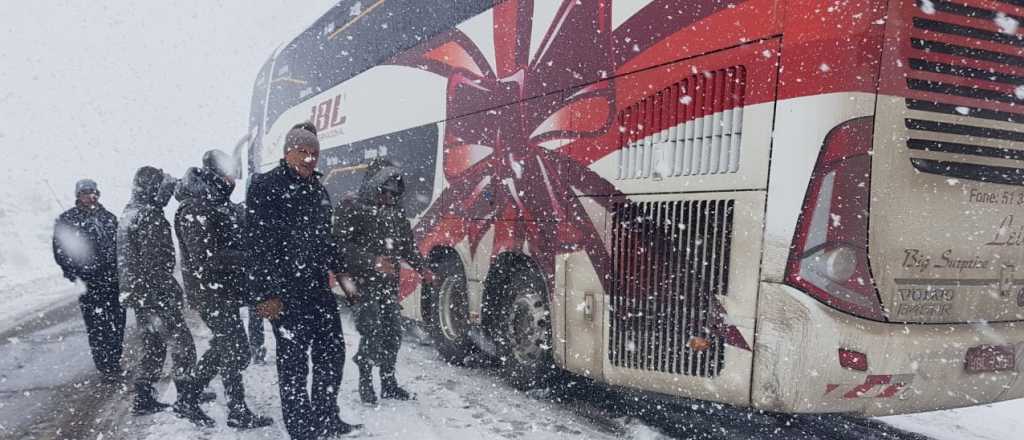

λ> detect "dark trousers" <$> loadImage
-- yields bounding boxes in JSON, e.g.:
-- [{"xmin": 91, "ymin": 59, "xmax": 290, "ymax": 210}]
[
  {"xmin": 134, "ymin": 300, "xmax": 198, "ymax": 385},
  {"xmin": 272, "ymin": 292, "xmax": 345, "ymax": 440},
  {"xmin": 353, "ymin": 289, "xmax": 402, "ymax": 372},
  {"xmin": 79, "ymin": 281, "xmax": 125, "ymax": 376},
  {"xmin": 194, "ymin": 301, "xmax": 251, "ymax": 410}
]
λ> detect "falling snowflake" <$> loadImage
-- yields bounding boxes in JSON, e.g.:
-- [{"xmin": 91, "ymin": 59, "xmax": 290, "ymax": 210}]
[
  {"xmin": 919, "ymin": 0, "xmax": 936, "ymax": 15},
  {"xmin": 995, "ymin": 12, "xmax": 1020, "ymax": 35}
]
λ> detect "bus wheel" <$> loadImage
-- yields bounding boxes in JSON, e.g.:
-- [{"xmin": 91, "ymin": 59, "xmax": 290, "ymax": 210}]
[
  {"xmin": 424, "ymin": 256, "xmax": 474, "ymax": 364},
  {"xmin": 497, "ymin": 268, "xmax": 555, "ymax": 390}
]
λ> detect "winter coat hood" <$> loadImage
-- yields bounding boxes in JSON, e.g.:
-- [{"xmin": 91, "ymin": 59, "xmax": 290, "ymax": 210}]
[
  {"xmin": 358, "ymin": 162, "xmax": 404, "ymax": 205},
  {"xmin": 175, "ymin": 167, "xmax": 234, "ymax": 205},
  {"xmin": 130, "ymin": 166, "xmax": 176, "ymax": 208}
]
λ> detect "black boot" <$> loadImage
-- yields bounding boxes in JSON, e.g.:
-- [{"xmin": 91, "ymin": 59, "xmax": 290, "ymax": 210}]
[
  {"xmin": 358, "ymin": 364, "xmax": 377, "ymax": 405},
  {"xmin": 131, "ymin": 383, "xmax": 170, "ymax": 416},
  {"xmin": 227, "ymin": 405, "xmax": 274, "ymax": 429},
  {"xmin": 322, "ymin": 416, "xmax": 363, "ymax": 437},
  {"xmin": 224, "ymin": 374, "xmax": 273, "ymax": 429},
  {"xmin": 380, "ymin": 368, "xmax": 413, "ymax": 400},
  {"xmin": 172, "ymin": 379, "xmax": 216, "ymax": 427}
]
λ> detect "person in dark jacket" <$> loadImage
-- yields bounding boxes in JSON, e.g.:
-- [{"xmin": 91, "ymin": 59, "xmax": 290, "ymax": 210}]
[
  {"xmin": 118, "ymin": 166, "xmax": 213, "ymax": 426},
  {"xmin": 175, "ymin": 150, "xmax": 273, "ymax": 430},
  {"xmin": 52, "ymin": 179, "xmax": 125, "ymax": 380},
  {"xmin": 333, "ymin": 158, "xmax": 434, "ymax": 404},
  {"xmin": 247, "ymin": 122, "xmax": 360, "ymax": 439}
]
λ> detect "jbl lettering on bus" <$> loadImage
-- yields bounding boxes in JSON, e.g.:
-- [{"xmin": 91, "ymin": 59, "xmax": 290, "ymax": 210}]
[{"xmin": 310, "ymin": 94, "xmax": 346, "ymax": 133}]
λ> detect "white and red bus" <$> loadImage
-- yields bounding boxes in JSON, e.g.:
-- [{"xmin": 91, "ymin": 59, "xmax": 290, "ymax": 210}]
[{"xmin": 244, "ymin": 0, "xmax": 1024, "ymax": 416}]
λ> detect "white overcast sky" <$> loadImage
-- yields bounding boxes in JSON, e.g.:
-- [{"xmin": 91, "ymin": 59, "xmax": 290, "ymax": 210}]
[{"xmin": 1, "ymin": 1, "xmax": 337, "ymax": 210}]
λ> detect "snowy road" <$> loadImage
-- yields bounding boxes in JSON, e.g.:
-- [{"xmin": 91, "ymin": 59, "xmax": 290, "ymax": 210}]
[
  {"xmin": 0, "ymin": 293, "xmax": 133, "ymax": 440},
  {"xmin": 0, "ymin": 295, "xmax": 1018, "ymax": 440}
]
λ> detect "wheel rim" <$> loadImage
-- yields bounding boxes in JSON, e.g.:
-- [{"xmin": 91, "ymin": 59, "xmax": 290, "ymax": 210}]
[
  {"xmin": 436, "ymin": 276, "xmax": 464, "ymax": 342},
  {"xmin": 506, "ymin": 286, "xmax": 550, "ymax": 365}
]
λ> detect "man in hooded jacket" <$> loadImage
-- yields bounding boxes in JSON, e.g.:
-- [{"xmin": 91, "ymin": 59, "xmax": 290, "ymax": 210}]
[
  {"xmin": 174, "ymin": 150, "xmax": 273, "ymax": 429},
  {"xmin": 247, "ymin": 122, "xmax": 359, "ymax": 439},
  {"xmin": 118, "ymin": 166, "xmax": 213, "ymax": 426},
  {"xmin": 52, "ymin": 179, "xmax": 125, "ymax": 380},
  {"xmin": 333, "ymin": 158, "xmax": 434, "ymax": 405}
]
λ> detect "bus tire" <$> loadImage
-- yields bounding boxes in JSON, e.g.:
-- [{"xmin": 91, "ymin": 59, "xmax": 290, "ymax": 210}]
[
  {"xmin": 496, "ymin": 267, "xmax": 556, "ymax": 390},
  {"xmin": 423, "ymin": 256, "xmax": 475, "ymax": 364}
]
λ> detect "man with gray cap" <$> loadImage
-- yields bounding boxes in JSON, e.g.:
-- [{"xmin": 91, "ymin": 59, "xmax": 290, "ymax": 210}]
[
  {"xmin": 52, "ymin": 179, "xmax": 125, "ymax": 381},
  {"xmin": 118, "ymin": 166, "xmax": 213, "ymax": 426},
  {"xmin": 247, "ymin": 122, "xmax": 360, "ymax": 439}
]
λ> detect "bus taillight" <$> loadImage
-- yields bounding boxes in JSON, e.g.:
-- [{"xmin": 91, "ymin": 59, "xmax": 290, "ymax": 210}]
[{"xmin": 785, "ymin": 117, "xmax": 886, "ymax": 321}]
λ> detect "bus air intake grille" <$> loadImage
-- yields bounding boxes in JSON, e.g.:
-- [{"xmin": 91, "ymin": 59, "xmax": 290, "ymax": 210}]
[
  {"xmin": 616, "ymin": 67, "xmax": 745, "ymax": 180},
  {"xmin": 901, "ymin": 0, "xmax": 1024, "ymax": 183},
  {"xmin": 607, "ymin": 199, "xmax": 734, "ymax": 377}
]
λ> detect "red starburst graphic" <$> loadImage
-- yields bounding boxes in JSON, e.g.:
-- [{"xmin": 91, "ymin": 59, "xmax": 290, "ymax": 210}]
[{"xmin": 392, "ymin": 0, "xmax": 620, "ymax": 293}]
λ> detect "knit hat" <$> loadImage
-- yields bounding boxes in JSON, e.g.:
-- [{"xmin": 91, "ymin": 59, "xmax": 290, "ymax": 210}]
[
  {"xmin": 75, "ymin": 179, "xmax": 99, "ymax": 196},
  {"xmin": 283, "ymin": 122, "xmax": 319, "ymax": 154}
]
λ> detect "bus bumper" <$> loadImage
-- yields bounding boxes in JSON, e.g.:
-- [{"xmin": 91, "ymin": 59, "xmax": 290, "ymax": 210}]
[{"xmin": 751, "ymin": 282, "xmax": 1024, "ymax": 416}]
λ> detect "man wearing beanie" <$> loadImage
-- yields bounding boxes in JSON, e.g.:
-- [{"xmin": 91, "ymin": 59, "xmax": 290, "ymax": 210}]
[
  {"xmin": 118, "ymin": 166, "xmax": 214, "ymax": 426},
  {"xmin": 174, "ymin": 150, "xmax": 273, "ymax": 429},
  {"xmin": 247, "ymin": 122, "xmax": 360, "ymax": 439},
  {"xmin": 52, "ymin": 179, "xmax": 125, "ymax": 381}
]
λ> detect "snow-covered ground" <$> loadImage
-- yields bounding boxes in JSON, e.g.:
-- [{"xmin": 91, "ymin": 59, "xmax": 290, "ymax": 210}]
[
  {"xmin": 0, "ymin": 277, "xmax": 78, "ymax": 334},
  {"xmin": 128, "ymin": 310, "xmax": 642, "ymax": 440},
  {"xmin": 1, "ymin": 281, "xmax": 1023, "ymax": 439},
  {"xmin": 882, "ymin": 401, "xmax": 1024, "ymax": 440},
  {"xmin": 125, "ymin": 308, "xmax": 1024, "ymax": 440}
]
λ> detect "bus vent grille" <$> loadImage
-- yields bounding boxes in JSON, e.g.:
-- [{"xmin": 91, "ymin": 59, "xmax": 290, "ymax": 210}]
[
  {"xmin": 607, "ymin": 199, "xmax": 733, "ymax": 377},
  {"xmin": 901, "ymin": 0, "xmax": 1024, "ymax": 184},
  {"xmin": 616, "ymin": 67, "xmax": 746, "ymax": 180}
]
